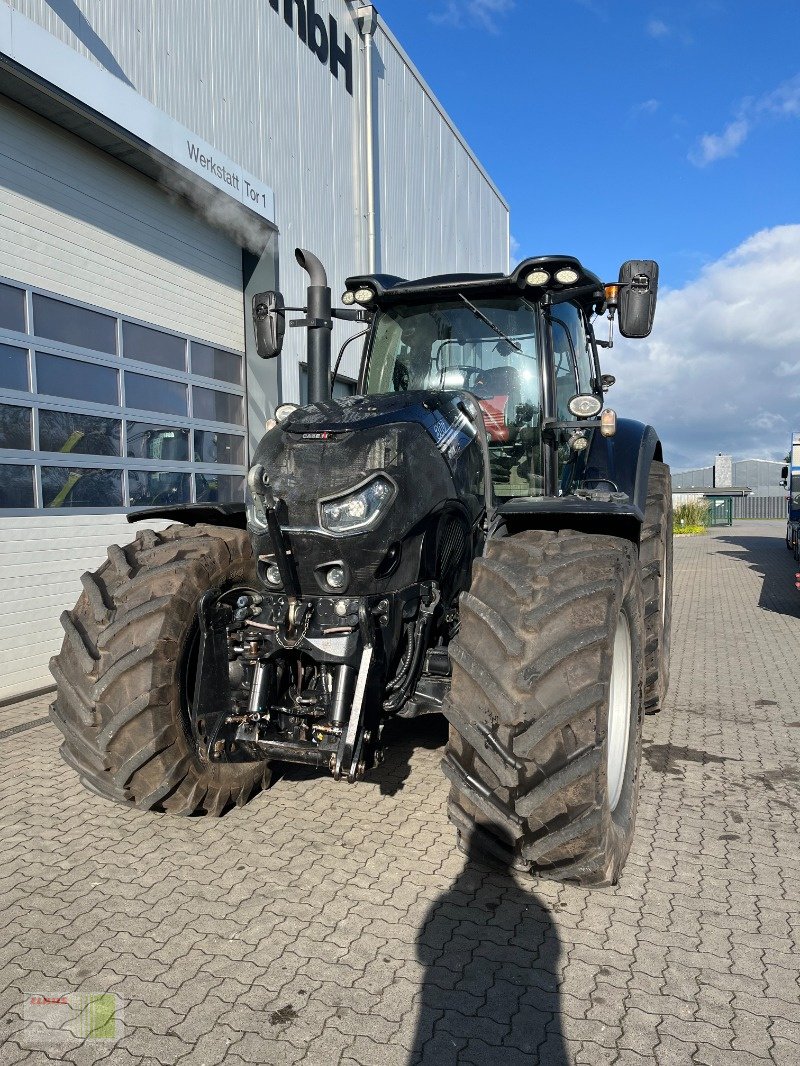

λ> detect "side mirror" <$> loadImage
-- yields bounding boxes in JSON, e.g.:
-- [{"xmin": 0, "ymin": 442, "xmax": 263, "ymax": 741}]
[
  {"xmin": 252, "ymin": 291, "xmax": 285, "ymax": 359},
  {"xmin": 781, "ymin": 465, "xmax": 789, "ymax": 485},
  {"xmin": 617, "ymin": 260, "xmax": 658, "ymax": 338}
]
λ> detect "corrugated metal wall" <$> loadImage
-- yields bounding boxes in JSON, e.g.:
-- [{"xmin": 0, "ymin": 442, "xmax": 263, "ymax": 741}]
[
  {"xmin": 374, "ymin": 23, "xmax": 508, "ymax": 280},
  {"xmin": 733, "ymin": 460, "xmax": 785, "ymax": 498},
  {"xmin": 732, "ymin": 496, "xmax": 787, "ymax": 520},
  {"xmin": 0, "ymin": 515, "xmax": 169, "ymax": 702},
  {"xmin": 8, "ymin": 1, "xmax": 509, "ymax": 401},
  {"xmin": 672, "ymin": 460, "xmax": 785, "ymax": 497},
  {"xmin": 0, "ymin": 97, "xmax": 244, "ymax": 348}
]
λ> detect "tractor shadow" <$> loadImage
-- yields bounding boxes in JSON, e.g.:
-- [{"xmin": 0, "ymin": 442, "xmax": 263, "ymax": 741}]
[
  {"xmin": 714, "ymin": 532, "xmax": 800, "ymax": 619},
  {"xmin": 373, "ymin": 713, "xmax": 449, "ymax": 796},
  {"xmin": 272, "ymin": 713, "xmax": 449, "ymax": 797},
  {"xmin": 410, "ymin": 830, "xmax": 569, "ymax": 1064}
]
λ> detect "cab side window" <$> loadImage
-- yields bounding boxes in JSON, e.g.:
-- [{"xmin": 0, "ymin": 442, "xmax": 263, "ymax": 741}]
[
  {"xmin": 550, "ymin": 315, "xmax": 578, "ymax": 423},
  {"xmin": 551, "ymin": 302, "xmax": 593, "ymax": 394}
]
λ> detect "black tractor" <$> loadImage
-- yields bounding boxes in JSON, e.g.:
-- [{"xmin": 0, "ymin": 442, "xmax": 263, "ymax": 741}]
[{"xmin": 50, "ymin": 248, "xmax": 671, "ymax": 885}]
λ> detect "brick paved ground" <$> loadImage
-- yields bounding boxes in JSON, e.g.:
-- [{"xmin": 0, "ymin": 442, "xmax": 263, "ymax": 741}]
[{"xmin": 1, "ymin": 519, "xmax": 798, "ymax": 1065}]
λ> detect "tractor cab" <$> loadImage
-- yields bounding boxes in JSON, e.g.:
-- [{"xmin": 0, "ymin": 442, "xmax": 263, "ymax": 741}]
[
  {"xmin": 362, "ymin": 293, "xmax": 543, "ymax": 496},
  {"xmin": 345, "ymin": 256, "xmax": 642, "ymax": 502}
]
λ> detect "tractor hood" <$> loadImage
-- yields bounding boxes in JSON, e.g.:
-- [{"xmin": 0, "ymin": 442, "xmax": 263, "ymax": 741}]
[{"xmin": 248, "ymin": 391, "xmax": 488, "ymax": 596}]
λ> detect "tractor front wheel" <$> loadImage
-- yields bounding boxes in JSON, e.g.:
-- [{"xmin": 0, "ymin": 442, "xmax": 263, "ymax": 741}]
[
  {"xmin": 49, "ymin": 523, "xmax": 270, "ymax": 815},
  {"xmin": 444, "ymin": 529, "xmax": 645, "ymax": 886}
]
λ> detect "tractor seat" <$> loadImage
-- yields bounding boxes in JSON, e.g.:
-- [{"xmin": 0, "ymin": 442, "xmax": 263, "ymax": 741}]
[{"xmin": 471, "ymin": 367, "xmax": 522, "ymax": 442}]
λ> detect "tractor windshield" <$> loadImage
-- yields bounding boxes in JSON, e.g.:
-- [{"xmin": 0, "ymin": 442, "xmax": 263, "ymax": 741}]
[{"xmin": 365, "ymin": 297, "xmax": 543, "ymax": 497}]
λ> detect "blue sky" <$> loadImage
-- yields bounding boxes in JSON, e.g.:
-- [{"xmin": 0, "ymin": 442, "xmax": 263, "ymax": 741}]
[{"xmin": 377, "ymin": 1, "xmax": 800, "ymax": 469}]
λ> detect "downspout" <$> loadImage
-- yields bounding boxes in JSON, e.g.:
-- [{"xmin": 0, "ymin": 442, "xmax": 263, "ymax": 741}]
[{"xmin": 356, "ymin": 5, "xmax": 379, "ymax": 273}]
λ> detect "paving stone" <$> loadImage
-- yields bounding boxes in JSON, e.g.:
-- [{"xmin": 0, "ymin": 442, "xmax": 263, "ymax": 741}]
[{"xmin": 1, "ymin": 520, "xmax": 799, "ymax": 1065}]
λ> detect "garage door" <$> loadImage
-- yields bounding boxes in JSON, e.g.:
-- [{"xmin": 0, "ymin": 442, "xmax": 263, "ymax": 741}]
[{"xmin": 0, "ymin": 95, "xmax": 248, "ymax": 702}]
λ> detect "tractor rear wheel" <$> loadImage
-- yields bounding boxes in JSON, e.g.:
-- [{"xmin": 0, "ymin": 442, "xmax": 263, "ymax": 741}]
[
  {"xmin": 49, "ymin": 523, "xmax": 270, "ymax": 815},
  {"xmin": 444, "ymin": 529, "xmax": 645, "ymax": 886},
  {"xmin": 640, "ymin": 461, "xmax": 673, "ymax": 714}
]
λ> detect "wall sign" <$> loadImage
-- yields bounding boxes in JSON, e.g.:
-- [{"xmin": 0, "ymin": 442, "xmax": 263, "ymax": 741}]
[
  {"xmin": 0, "ymin": 5, "xmax": 276, "ymax": 223},
  {"xmin": 268, "ymin": 0, "xmax": 354, "ymax": 95}
]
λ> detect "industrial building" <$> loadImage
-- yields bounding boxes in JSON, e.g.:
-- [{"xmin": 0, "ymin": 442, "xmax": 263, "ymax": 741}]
[
  {"xmin": 0, "ymin": 0, "xmax": 509, "ymax": 701},
  {"xmin": 672, "ymin": 455, "xmax": 785, "ymax": 498},
  {"xmin": 672, "ymin": 453, "xmax": 787, "ymax": 523}
]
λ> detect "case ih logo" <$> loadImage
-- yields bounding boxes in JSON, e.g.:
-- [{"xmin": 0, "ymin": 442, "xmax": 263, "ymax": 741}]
[{"xmin": 268, "ymin": 0, "xmax": 354, "ymax": 95}]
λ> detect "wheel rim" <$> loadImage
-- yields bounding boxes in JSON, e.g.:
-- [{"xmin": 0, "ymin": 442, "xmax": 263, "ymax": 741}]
[{"xmin": 607, "ymin": 610, "xmax": 632, "ymax": 812}]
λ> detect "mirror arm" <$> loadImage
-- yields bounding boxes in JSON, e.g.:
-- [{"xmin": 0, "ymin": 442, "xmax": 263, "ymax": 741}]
[
  {"xmin": 543, "ymin": 283, "xmax": 604, "ymax": 308},
  {"xmin": 595, "ymin": 308, "xmax": 616, "ymax": 350},
  {"xmin": 332, "ymin": 307, "xmax": 371, "ymax": 322}
]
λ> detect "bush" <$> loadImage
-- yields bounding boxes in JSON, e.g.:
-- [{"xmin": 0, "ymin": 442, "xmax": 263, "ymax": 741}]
[{"xmin": 674, "ymin": 499, "xmax": 709, "ymax": 534}]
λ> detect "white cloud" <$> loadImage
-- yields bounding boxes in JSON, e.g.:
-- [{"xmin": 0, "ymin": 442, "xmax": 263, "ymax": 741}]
[
  {"xmin": 430, "ymin": 0, "xmax": 515, "ymax": 33},
  {"xmin": 601, "ymin": 225, "xmax": 800, "ymax": 470},
  {"xmin": 690, "ymin": 73, "xmax": 800, "ymax": 166},
  {"xmin": 510, "ymin": 233, "xmax": 521, "ymax": 261},
  {"xmin": 690, "ymin": 118, "xmax": 750, "ymax": 165},
  {"xmin": 646, "ymin": 18, "xmax": 670, "ymax": 38},
  {"xmin": 632, "ymin": 98, "xmax": 661, "ymax": 118}
]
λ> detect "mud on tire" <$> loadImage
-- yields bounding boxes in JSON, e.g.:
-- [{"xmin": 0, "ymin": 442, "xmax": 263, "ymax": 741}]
[
  {"xmin": 640, "ymin": 461, "xmax": 673, "ymax": 713},
  {"xmin": 443, "ymin": 529, "xmax": 645, "ymax": 886},
  {"xmin": 49, "ymin": 523, "xmax": 270, "ymax": 815}
]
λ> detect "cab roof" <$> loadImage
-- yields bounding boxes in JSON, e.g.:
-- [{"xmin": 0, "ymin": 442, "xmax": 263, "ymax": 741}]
[{"xmin": 345, "ymin": 256, "xmax": 607, "ymax": 315}]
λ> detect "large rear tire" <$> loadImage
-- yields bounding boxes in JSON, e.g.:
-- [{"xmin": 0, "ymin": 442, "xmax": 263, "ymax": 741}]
[
  {"xmin": 640, "ymin": 461, "xmax": 673, "ymax": 714},
  {"xmin": 49, "ymin": 523, "xmax": 270, "ymax": 815},
  {"xmin": 444, "ymin": 529, "xmax": 645, "ymax": 886}
]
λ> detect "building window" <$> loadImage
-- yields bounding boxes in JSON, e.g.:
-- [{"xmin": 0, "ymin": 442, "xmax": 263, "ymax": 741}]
[
  {"xmin": 39, "ymin": 409, "xmax": 121, "ymax": 456},
  {"xmin": 36, "ymin": 352, "xmax": 119, "ymax": 406},
  {"xmin": 0, "ymin": 343, "xmax": 29, "ymax": 390},
  {"xmin": 41, "ymin": 466, "xmax": 124, "ymax": 509},
  {"xmin": 191, "ymin": 343, "xmax": 242, "ymax": 386},
  {"xmin": 123, "ymin": 321, "xmax": 186, "ymax": 372},
  {"xmin": 129, "ymin": 469, "xmax": 191, "ymax": 506},
  {"xmin": 33, "ymin": 293, "xmax": 117, "ymax": 354},
  {"xmin": 195, "ymin": 472, "xmax": 245, "ymax": 503},
  {"xmin": 0, "ymin": 464, "xmax": 34, "ymax": 507},
  {"xmin": 127, "ymin": 423, "xmax": 189, "ymax": 462},
  {"xmin": 0, "ymin": 405, "xmax": 32, "ymax": 450},
  {"xmin": 194, "ymin": 430, "xmax": 245, "ymax": 465},
  {"xmin": 0, "ymin": 282, "xmax": 26, "ymax": 333},
  {"xmin": 0, "ymin": 274, "xmax": 247, "ymax": 512},
  {"xmin": 192, "ymin": 385, "xmax": 243, "ymax": 424},
  {"xmin": 125, "ymin": 371, "xmax": 188, "ymax": 416}
]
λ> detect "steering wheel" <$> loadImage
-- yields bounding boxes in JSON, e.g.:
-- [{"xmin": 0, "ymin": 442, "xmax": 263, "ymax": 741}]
[{"xmin": 439, "ymin": 364, "xmax": 483, "ymax": 390}]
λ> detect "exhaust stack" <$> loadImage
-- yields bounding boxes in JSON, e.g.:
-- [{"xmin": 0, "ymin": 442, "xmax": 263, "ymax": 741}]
[{"xmin": 296, "ymin": 248, "xmax": 332, "ymax": 405}]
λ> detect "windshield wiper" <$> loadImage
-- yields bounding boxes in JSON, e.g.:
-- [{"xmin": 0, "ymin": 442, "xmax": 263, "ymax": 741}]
[{"xmin": 458, "ymin": 293, "xmax": 522, "ymax": 353}]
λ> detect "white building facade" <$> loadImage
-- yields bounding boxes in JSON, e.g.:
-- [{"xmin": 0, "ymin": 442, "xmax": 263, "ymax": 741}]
[{"xmin": 0, "ymin": 0, "xmax": 509, "ymax": 701}]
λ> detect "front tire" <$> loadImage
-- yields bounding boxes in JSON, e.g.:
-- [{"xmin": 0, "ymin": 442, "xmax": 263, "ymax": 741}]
[
  {"xmin": 49, "ymin": 523, "xmax": 270, "ymax": 815},
  {"xmin": 443, "ymin": 529, "xmax": 645, "ymax": 886}
]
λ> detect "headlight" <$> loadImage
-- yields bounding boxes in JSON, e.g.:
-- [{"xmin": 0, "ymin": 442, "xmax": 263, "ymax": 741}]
[
  {"xmin": 320, "ymin": 475, "xmax": 396, "ymax": 534},
  {"xmin": 275, "ymin": 403, "xmax": 298, "ymax": 422},
  {"xmin": 245, "ymin": 484, "xmax": 269, "ymax": 531},
  {"xmin": 555, "ymin": 266, "xmax": 580, "ymax": 285}
]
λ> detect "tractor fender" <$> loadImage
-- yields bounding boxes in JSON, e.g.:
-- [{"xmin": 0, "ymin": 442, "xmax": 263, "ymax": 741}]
[
  {"xmin": 127, "ymin": 503, "xmax": 246, "ymax": 529},
  {"xmin": 584, "ymin": 417, "xmax": 663, "ymax": 517},
  {"xmin": 496, "ymin": 419, "xmax": 663, "ymax": 546}
]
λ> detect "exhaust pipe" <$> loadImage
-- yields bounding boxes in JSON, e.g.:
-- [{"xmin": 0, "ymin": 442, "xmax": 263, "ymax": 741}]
[{"xmin": 296, "ymin": 248, "xmax": 332, "ymax": 405}]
